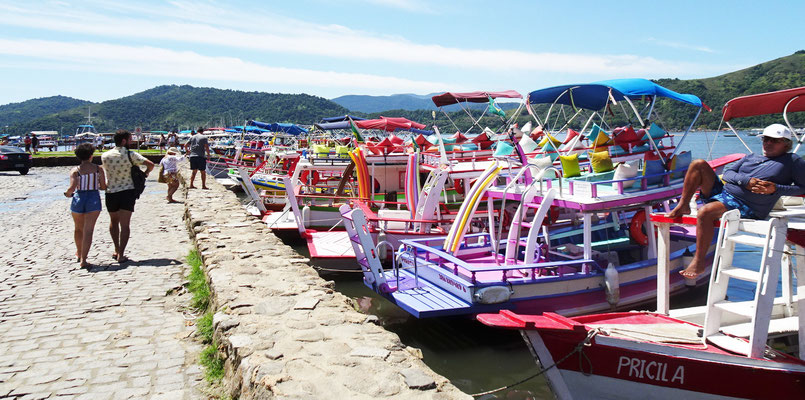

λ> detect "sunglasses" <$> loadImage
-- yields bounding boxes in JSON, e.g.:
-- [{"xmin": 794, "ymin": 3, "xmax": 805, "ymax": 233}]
[{"xmin": 762, "ymin": 136, "xmax": 787, "ymax": 144}]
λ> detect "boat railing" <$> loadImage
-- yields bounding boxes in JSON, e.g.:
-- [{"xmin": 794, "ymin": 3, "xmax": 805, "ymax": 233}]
[
  {"xmin": 401, "ymin": 233, "xmax": 597, "ymax": 284},
  {"xmin": 552, "ymin": 165, "xmax": 688, "ymax": 197},
  {"xmin": 375, "ymin": 240, "xmax": 399, "ymax": 289}
]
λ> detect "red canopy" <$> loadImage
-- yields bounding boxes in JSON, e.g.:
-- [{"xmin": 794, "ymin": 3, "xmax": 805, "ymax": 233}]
[
  {"xmin": 432, "ymin": 90, "xmax": 522, "ymax": 107},
  {"xmin": 355, "ymin": 116, "xmax": 426, "ymax": 131},
  {"xmin": 722, "ymin": 87, "xmax": 805, "ymax": 122}
]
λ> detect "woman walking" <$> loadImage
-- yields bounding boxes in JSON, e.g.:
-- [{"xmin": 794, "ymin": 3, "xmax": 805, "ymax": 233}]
[
  {"xmin": 160, "ymin": 147, "xmax": 184, "ymax": 203},
  {"xmin": 64, "ymin": 143, "xmax": 106, "ymax": 269}
]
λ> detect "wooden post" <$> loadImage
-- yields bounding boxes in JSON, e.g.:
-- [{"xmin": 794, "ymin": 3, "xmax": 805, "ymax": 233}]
[{"xmin": 656, "ymin": 221, "xmax": 671, "ymax": 314}]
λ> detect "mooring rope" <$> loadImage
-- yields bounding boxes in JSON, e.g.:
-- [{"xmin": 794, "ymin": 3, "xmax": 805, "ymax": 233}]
[{"xmin": 470, "ymin": 328, "xmax": 602, "ymax": 397}]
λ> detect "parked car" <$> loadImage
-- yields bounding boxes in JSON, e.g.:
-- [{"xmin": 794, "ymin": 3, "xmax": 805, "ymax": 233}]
[{"xmin": 0, "ymin": 146, "xmax": 33, "ymax": 175}]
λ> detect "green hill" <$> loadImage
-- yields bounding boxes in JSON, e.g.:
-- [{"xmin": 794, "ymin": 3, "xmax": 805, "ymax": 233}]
[
  {"xmin": 0, "ymin": 96, "xmax": 92, "ymax": 128},
  {"xmin": 654, "ymin": 51, "xmax": 805, "ymax": 129},
  {"xmin": 3, "ymin": 85, "xmax": 349, "ymax": 136}
]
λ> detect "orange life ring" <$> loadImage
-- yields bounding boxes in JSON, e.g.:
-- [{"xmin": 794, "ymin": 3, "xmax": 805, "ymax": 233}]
[
  {"xmin": 300, "ymin": 170, "xmax": 320, "ymax": 185},
  {"xmin": 629, "ymin": 210, "xmax": 656, "ymax": 246}
]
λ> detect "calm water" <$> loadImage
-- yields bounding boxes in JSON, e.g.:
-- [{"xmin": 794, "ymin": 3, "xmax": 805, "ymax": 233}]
[{"xmin": 272, "ymin": 130, "xmax": 796, "ymax": 399}]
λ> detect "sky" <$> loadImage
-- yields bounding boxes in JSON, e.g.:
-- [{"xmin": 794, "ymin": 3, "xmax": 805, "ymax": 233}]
[{"xmin": 0, "ymin": 0, "xmax": 803, "ymax": 106}]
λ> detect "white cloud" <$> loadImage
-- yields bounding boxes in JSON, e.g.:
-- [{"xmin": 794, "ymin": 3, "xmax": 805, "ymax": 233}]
[
  {"xmin": 0, "ymin": 1, "xmax": 730, "ymax": 77},
  {"xmin": 0, "ymin": 39, "xmax": 452, "ymax": 93},
  {"xmin": 646, "ymin": 37, "xmax": 715, "ymax": 54},
  {"xmin": 359, "ymin": 0, "xmax": 436, "ymax": 13}
]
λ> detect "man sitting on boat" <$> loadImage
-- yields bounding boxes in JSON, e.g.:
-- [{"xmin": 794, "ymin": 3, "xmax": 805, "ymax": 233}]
[{"xmin": 667, "ymin": 123, "xmax": 805, "ymax": 278}]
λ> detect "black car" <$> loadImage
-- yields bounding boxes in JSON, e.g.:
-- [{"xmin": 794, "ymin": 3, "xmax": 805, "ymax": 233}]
[{"xmin": 0, "ymin": 146, "xmax": 33, "ymax": 175}]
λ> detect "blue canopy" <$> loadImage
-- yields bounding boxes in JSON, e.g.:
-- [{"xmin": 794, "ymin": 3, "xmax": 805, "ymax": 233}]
[
  {"xmin": 228, "ymin": 125, "xmax": 270, "ymax": 133},
  {"xmin": 246, "ymin": 120, "xmax": 308, "ymax": 135},
  {"xmin": 319, "ymin": 115, "xmax": 366, "ymax": 123},
  {"xmin": 527, "ymin": 79, "xmax": 703, "ymax": 110},
  {"xmin": 314, "ymin": 121, "xmax": 350, "ymax": 131}
]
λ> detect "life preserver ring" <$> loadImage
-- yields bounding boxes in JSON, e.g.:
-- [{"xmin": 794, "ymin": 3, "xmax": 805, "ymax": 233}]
[
  {"xmin": 548, "ymin": 206, "xmax": 560, "ymax": 225},
  {"xmin": 453, "ymin": 179, "xmax": 465, "ymax": 195},
  {"xmin": 300, "ymin": 170, "xmax": 320, "ymax": 185},
  {"xmin": 629, "ymin": 210, "xmax": 655, "ymax": 246}
]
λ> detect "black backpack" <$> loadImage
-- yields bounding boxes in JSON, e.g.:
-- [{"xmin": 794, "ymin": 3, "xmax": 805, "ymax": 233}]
[{"xmin": 126, "ymin": 149, "xmax": 147, "ymax": 199}]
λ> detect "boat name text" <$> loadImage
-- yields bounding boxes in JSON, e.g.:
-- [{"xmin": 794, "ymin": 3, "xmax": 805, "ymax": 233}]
[
  {"xmin": 617, "ymin": 356, "xmax": 684, "ymax": 384},
  {"xmin": 438, "ymin": 274, "xmax": 466, "ymax": 292}
]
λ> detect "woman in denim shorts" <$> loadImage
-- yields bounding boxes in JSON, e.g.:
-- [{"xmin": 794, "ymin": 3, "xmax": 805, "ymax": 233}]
[{"xmin": 64, "ymin": 143, "xmax": 107, "ymax": 269}]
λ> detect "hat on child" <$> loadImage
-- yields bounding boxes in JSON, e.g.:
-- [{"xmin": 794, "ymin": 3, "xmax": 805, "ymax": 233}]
[
  {"xmin": 166, "ymin": 147, "xmax": 179, "ymax": 155},
  {"xmin": 760, "ymin": 124, "xmax": 793, "ymax": 141}
]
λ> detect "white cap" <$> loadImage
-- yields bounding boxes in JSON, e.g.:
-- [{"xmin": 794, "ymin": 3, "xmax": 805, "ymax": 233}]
[{"xmin": 760, "ymin": 123, "xmax": 793, "ymax": 141}]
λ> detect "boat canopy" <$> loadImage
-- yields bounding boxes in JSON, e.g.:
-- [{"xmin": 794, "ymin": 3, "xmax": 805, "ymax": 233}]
[
  {"xmin": 315, "ymin": 116, "xmax": 428, "ymax": 133},
  {"xmin": 357, "ymin": 116, "xmax": 426, "ymax": 131},
  {"xmin": 527, "ymin": 79, "xmax": 704, "ymax": 109},
  {"xmin": 432, "ymin": 90, "xmax": 522, "ymax": 107},
  {"xmin": 722, "ymin": 86, "xmax": 805, "ymax": 121},
  {"xmin": 246, "ymin": 120, "xmax": 308, "ymax": 135},
  {"xmin": 226, "ymin": 126, "xmax": 269, "ymax": 133},
  {"xmin": 319, "ymin": 115, "xmax": 366, "ymax": 123}
]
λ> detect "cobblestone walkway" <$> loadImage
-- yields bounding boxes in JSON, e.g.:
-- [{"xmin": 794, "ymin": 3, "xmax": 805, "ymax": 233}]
[{"xmin": 0, "ymin": 167, "xmax": 202, "ymax": 400}]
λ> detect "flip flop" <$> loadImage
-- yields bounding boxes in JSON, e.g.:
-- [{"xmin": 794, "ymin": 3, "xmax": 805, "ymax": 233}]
[
  {"xmin": 679, "ymin": 269, "xmax": 702, "ymax": 279},
  {"xmin": 117, "ymin": 256, "xmax": 130, "ymax": 264}
]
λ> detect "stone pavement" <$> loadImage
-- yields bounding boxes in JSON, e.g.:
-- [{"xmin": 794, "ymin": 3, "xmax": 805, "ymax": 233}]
[{"xmin": 0, "ymin": 167, "xmax": 203, "ymax": 399}]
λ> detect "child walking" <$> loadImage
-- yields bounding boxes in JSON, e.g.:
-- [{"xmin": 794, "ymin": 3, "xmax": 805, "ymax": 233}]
[
  {"xmin": 160, "ymin": 147, "xmax": 184, "ymax": 203},
  {"xmin": 64, "ymin": 143, "xmax": 107, "ymax": 268}
]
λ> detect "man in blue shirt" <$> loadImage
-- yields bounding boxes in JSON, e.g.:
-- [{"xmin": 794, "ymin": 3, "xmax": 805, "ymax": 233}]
[{"xmin": 667, "ymin": 124, "xmax": 805, "ymax": 278}]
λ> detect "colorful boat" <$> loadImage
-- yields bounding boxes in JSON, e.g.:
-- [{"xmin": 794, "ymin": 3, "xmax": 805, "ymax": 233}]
[
  {"xmin": 344, "ymin": 79, "xmax": 732, "ymax": 318},
  {"xmin": 476, "ymin": 87, "xmax": 805, "ymax": 400}
]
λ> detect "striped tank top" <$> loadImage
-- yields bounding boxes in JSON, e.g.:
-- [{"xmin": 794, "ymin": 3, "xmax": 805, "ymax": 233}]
[{"xmin": 76, "ymin": 166, "xmax": 100, "ymax": 191}]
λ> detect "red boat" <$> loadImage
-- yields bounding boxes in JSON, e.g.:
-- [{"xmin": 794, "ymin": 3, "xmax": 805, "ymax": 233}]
[{"xmin": 478, "ymin": 309, "xmax": 805, "ymax": 399}]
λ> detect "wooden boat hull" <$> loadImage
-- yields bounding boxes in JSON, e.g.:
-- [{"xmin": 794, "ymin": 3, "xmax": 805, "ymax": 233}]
[{"xmin": 477, "ymin": 311, "xmax": 805, "ymax": 400}]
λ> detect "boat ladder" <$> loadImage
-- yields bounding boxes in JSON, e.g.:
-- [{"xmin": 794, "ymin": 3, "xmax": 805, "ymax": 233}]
[
  {"xmin": 702, "ymin": 209, "xmax": 792, "ymax": 358},
  {"xmin": 340, "ymin": 204, "xmax": 393, "ymax": 293}
]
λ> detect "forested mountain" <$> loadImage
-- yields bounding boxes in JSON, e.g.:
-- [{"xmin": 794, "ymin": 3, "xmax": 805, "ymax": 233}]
[
  {"xmin": 3, "ymin": 51, "xmax": 804, "ymax": 135},
  {"xmin": 655, "ymin": 51, "xmax": 805, "ymax": 129},
  {"xmin": 332, "ymin": 93, "xmax": 523, "ymax": 113},
  {"xmin": 332, "ymin": 93, "xmax": 438, "ymax": 112},
  {"xmin": 0, "ymin": 96, "xmax": 92, "ymax": 127},
  {"xmin": 2, "ymin": 86, "xmax": 348, "ymax": 135}
]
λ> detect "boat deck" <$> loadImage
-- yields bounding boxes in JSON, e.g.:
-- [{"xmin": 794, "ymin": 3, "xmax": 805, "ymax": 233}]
[{"xmin": 305, "ymin": 230, "xmax": 355, "ymax": 259}]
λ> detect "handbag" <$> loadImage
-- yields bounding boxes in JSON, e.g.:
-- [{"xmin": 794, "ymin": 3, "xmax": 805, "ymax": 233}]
[
  {"xmin": 158, "ymin": 165, "xmax": 167, "ymax": 183},
  {"xmin": 126, "ymin": 149, "xmax": 147, "ymax": 199}
]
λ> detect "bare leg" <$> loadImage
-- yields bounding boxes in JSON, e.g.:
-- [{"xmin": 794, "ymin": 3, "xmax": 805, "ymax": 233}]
[
  {"xmin": 201, "ymin": 170, "xmax": 208, "ymax": 189},
  {"xmin": 681, "ymin": 201, "xmax": 728, "ymax": 278},
  {"xmin": 109, "ymin": 211, "xmax": 121, "ymax": 258},
  {"xmin": 116, "ymin": 210, "xmax": 133, "ymax": 262},
  {"xmin": 72, "ymin": 212, "xmax": 84, "ymax": 262},
  {"xmin": 189, "ymin": 170, "xmax": 198, "ymax": 188},
  {"xmin": 667, "ymin": 159, "xmax": 719, "ymax": 218},
  {"xmin": 80, "ymin": 211, "xmax": 100, "ymax": 267},
  {"xmin": 167, "ymin": 180, "xmax": 179, "ymax": 202}
]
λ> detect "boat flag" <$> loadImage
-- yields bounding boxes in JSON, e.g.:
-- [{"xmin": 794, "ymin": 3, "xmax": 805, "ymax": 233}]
[
  {"xmin": 348, "ymin": 117, "xmax": 364, "ymax": 143},
  {"xmin": 487, "ymin": 96, "xmax": 506, "ymax": 118}
]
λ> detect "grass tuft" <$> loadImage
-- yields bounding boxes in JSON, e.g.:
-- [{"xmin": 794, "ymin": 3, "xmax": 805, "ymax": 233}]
[
  {"xmin": 185, "ymin": 248, "xmax": 224, "ymax": 384},
  {"xmin": 200, "ymin": 343, "xmax": 225, "ymax": 383},
  {"xmin": 197, "ymin": 311, "xmax": 214, "ymax": 344},
  {"xmin": 186, "ymin": 250, "xmax": 210, "ymax": 311}
]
